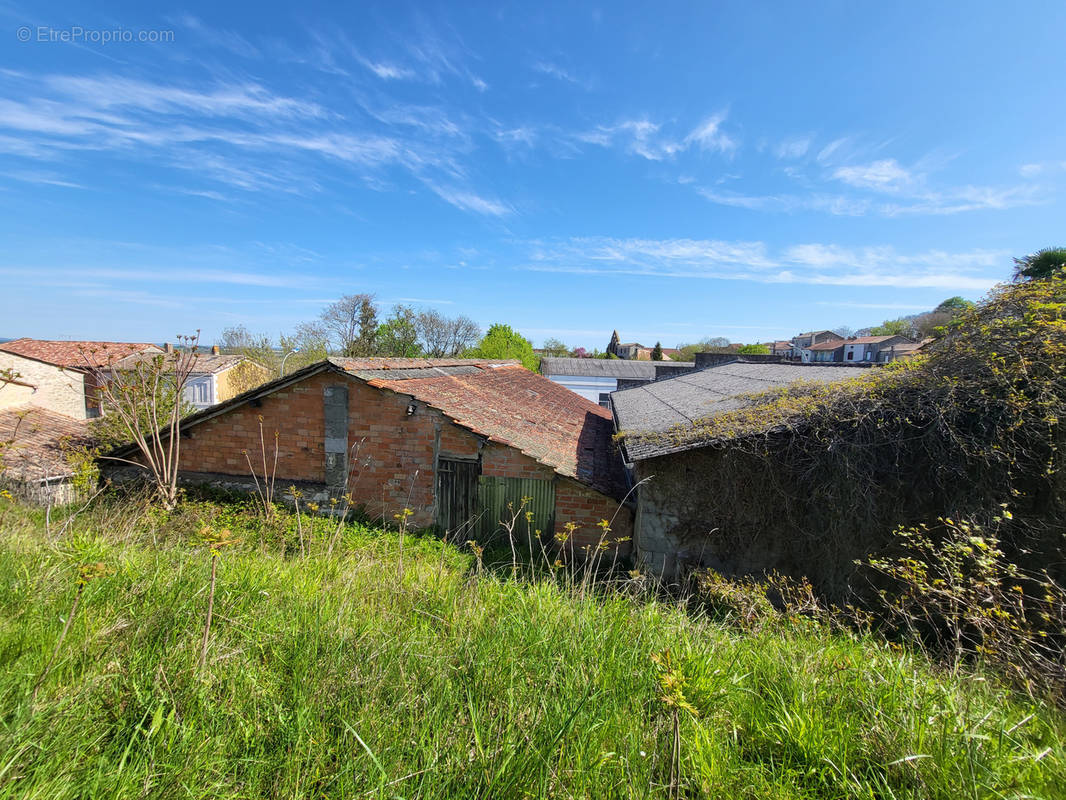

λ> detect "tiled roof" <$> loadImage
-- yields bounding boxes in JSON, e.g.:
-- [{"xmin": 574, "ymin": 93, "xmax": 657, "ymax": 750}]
[
  {"xmin": 113, "ymin": 351, "xmax": 253, "ymax": 375},
  {"xmin": 0, "ymin": 339, "xmax": 161, "ymax": 369},
  {"xmin": 366, "ymin": 363, "xmax": 626, "ymax": 498},
  {"xmin": 0, "ymin": 406, "xmax": 94, "ymax": 482},
  {"xmin": 109, "ymin": 357, "xmax": 626, "ymax": 499},
  {"xmin": 332, "ymin": 357, "xmax": 518, "ymax": 371},
  {"xmin": 846, "ymin": 335, "xmax": 913, "ymax": 345},
  {"xmin": 807, "ymin": 340, "xmax": 845, "ymax": 351},
  {"xmin": 613, "ymin": 363, "xmax": 854, "ymax": 461}
]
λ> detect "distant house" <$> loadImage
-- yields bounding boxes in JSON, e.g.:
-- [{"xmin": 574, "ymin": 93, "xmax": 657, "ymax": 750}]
[
  {"xmin": 111, "ymin": 346, "xmax": 271, "ymax": 410},
  {"xmin": 0, "ymin": 339, "xmax": 162, "ymax": 418},
  {"xmin": 107, "ymin": 358, "xmax": 632, "ymax": 552},
  {"xmin": 802, "ymin": 340, "xmax": 846, "ymax": 363},
  {"xmin": 611, "ymin": 362, "xmax": 853, "ymax": 577},
  {"xmin": 879, "ymin": 338, "xmax": 932, "ymax": 362},
  {"xmin": 842, "ymin": 335, "xmax": 914, "ymax": 363},
  {"xmin": 791, "ymin": 330, "xmax": 843, "ymax": 352},
  {"xmin": 540, "ymin": 357, "xmax": 696, "ymax": 407},
  {"xmin": 765, "ymin": 341, "xmax": 793, "ymax": 358},
  {"xmin": 606, "ymin": 331, "xmax": 676, "ymax": 361},
  {"xmin": 0, "ymin": 350, "xmax": 87, "ymax": 419}
]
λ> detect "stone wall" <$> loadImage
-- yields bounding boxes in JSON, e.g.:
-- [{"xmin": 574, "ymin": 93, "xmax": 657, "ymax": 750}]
[{"xmin": 0, "ymin": 352, "xmax": 86, "ymax": 418}]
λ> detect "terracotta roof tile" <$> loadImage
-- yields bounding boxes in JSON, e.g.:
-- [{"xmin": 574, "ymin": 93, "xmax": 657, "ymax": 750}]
[
  {"xmin": 113, "ymin": 351, "xmax": 252, "ymax": 375},
  {"xmin": 0, "ymin": 339, "xmax": 162, "ymax": 368},
  {"xmin": 367, "ymin": 364, "xmax": 627, "ymax": 498},
  {"xmin": 0, "ymin": 406, "xmax": 94, "ymax": 482}
]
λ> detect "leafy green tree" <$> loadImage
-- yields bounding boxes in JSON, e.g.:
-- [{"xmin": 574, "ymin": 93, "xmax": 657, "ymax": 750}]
[
  {"xmin": 375, "ymin": 305, "xmax": 422, "ymax": 357},
  {"xmin": 737, "ymin": 343, "xmax": 770, "ymax": 355},
  {"xmin": 651, "ymin": 342, "xmax": 663, "ymax": 361},
  {"xmin": 869, "ymin": 318, "xmax": 913, "ymax": 338},
  {"xmin": 935, "ymin": 296, "xmax": 975, "ymax": 314},
  {"xmin": 1013, "ymin": 247, "xmax": 1066, "ymax": 282},
  {"xmin": 676, "ymin": 337, "xmax": 732, "ymax": 362},
  {"xmin": 468, "ymin": 324, "xmax": 538, "ymax": 371},
  {"xmin": 541, "ymin": 338, "xmax": 570, "ymax": 358}
]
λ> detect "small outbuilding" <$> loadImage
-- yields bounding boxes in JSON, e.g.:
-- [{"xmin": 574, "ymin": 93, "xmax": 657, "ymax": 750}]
[
  {"xmin": 108, "ymin": 358, "xmax": 633, "ymax": 552},
  {"xmin": 612, "ymin": 362, "xmax": 852, "ymax": 578}
]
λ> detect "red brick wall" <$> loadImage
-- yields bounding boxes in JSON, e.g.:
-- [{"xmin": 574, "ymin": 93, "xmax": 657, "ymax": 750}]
[
  {"xmin": 555, "ymin": 477, "xmax": 634, "ymax": 556},
  {"xmin": 174, "ymin": 369, "xmax": 632, "ymax": 549}
]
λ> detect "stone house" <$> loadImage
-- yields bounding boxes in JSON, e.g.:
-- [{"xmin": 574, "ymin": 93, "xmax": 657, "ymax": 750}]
[
  {"xmin": 108, "ymin": 357, "xmax": 633, "ymax": 552},
  {"xmin": 0, "ymin": 339, "xmax": 162, "ymax": 418},
  {"xmin": 0, "ymin": 350, "xmax": 88, "ymax": 418}
]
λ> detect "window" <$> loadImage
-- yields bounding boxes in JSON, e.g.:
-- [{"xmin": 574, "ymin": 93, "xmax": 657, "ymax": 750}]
[
  {"xmin": 846, "ymin": 350, "xmax": 854, "ymax": 360},
  {"xmin": 598, "ymin": 392, "xmax": 612, "ymax": 409},
  {"xmin": 183, "ymin": 376, "xmax": 212, "ymax": 408}
]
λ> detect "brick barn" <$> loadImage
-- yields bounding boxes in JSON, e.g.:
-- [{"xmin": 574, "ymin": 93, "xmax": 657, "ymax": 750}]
[{"xmin": 109, "ymin": 358, "xmax": 633, "ymax": 552}]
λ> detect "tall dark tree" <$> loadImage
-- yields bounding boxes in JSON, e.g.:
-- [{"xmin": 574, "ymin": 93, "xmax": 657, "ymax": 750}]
[{"xmin": 651, "ymin": 342, "xmax": 663, "ymax": 361}]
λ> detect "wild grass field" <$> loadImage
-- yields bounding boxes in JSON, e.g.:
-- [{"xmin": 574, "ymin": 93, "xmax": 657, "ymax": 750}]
[{"xmin": 0, "ymin": 493, "xmax": 1063, "ymax": 799}]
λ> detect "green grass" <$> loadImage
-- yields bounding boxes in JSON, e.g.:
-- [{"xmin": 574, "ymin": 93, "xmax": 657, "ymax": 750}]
[{"xmin": 0, "ymin": 494, "xmax": 1063, "ymax": 798}]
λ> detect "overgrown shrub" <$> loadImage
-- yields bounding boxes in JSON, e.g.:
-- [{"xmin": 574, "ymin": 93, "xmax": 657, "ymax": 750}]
[{"xmin": 622, "ymin": 276, "xmax": 1066, "ymax": 693}]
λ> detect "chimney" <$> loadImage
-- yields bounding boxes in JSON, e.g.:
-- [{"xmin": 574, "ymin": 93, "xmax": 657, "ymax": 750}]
[
  {"xmin": 164, "ymin": 342, "xmax": 173, "ymax": 354},
  {"xmin": 211, "ymin": 345, "xmax": 220, "ymax": 355}
]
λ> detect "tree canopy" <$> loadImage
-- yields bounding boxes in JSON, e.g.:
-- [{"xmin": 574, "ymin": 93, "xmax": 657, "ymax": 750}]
[
  {"xmin": 468, "ymin": 324, "xmax": 538, "ymax": 371},
  {"xmin": 1013, "ymin": 247, "xmax": 1066, "ymax": 282}
]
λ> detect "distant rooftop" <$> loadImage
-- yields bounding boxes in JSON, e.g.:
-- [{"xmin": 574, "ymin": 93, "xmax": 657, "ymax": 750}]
[
  {"xmin": 0, "ymin": 339, "xmax": 161, "ymax": 369},
  {"xmin": 113, "ymin": 351, "xmax": 253, "ymax": 375},
  {"xmin": 612, "ymin": 362, "xmax": 855, "ymax": 461},
  {"xmin": 540, "ymin": 357, "xmax": 694, "ymax": 379},
  {"xmin": 0, "ymin": 406, "xmax": 93, "ymax": 482}
]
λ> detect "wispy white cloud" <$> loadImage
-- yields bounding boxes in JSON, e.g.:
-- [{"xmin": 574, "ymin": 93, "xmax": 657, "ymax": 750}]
[
  {"xmin": 576, "ymin": 110, "xmax": 737, "ymax": 162},
  {"xmin": 1019, "ymin": 160, "xmax": 1066, "ymax": 178},
  {"xmin": 168, "ymin": 14, "xmax": 261, "ymax": 59},
  {"xmin": 774, "ymin": 136, "xmax": 811, "ymax": 159},
  {"xmin": 684, "ymin": 111, "xmax": 737, "ymax": 155},
  {"xmin": 359, "ymin": 59, "xmax": 418, "ymax": 80},
  {"xmin": 425, "ymin": 183, "xmax": 512, "ymax": 216},
  {"xmin": 3, "ymin": 170, "xmax": 84, "ymax": 189},
  {"xmin": 833, "ymin": 158, "xmax": 913, "ymax": 190},
  {"xmin": 532, "ymin": 61, "xmax": 580, "ymax": 84},
  {"xmin": 520, "ymin": 236, "xmax": 1006, "ymax": 290},
  {"xmin": 0, "ymin": 68, "xmax": 506, "ymax": 217},
  {"xmin": 816, "ymin": 137, "xmax": 849, "ymax": 163}
]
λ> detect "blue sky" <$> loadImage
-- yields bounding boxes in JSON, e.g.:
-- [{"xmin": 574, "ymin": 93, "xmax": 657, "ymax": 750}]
[{"xmin": 1, "ymin": 1, "xmax": 1064, "ymax": 349}]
